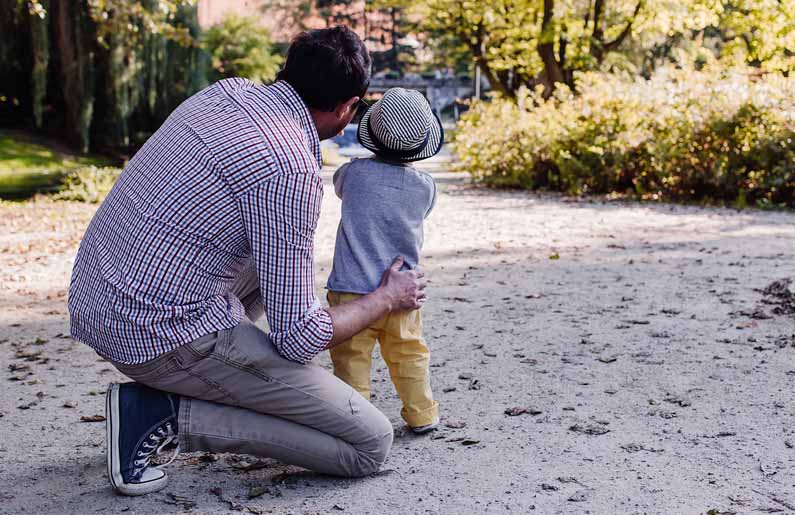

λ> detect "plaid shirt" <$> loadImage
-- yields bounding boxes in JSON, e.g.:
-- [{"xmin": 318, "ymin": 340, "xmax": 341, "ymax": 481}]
[{"xmin": 68, "ymin": 79, "xmax": 334, "ymax": 365}]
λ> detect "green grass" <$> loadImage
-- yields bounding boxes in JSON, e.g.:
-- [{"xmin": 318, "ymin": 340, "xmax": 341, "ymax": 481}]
[{"xmin": 0, "ymin": 130, "xmax": 111, "ymax": 199}]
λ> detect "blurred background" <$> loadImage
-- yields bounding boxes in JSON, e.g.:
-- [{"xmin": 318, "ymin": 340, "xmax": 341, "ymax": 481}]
[{"xmin": 0, "ymin": 1, "xmax": 793, "ymax": 206}]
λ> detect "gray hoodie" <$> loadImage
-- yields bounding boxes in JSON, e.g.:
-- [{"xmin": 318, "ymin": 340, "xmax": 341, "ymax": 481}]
[{"xmin": 326, "ymin": 157, "xmax": 436, "ymax": 294}]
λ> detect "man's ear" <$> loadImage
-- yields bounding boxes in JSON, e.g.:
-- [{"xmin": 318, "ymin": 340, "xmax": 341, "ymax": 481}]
[{"xmin": 334, "ymin": 96, "xmax": 359, "ymax": 119}]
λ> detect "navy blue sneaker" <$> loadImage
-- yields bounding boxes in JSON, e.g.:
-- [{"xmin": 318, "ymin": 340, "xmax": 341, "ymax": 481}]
[{"xmin": 106, "ymin": 382, "xmax": 180, "ymax": 496}]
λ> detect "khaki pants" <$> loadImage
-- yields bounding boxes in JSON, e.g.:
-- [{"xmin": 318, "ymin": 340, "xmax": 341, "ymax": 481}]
[
  {"xmin": 327, "ymin": 291, "xmax": 439, "ymax": 428},
  {"xmin": 110, "ymin": 264, "xmax": 393, "ymax": 478}
]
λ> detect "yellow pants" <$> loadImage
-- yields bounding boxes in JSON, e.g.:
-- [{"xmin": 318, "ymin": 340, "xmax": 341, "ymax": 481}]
[{"xmin": 327, "ymin": 291, "xmax": 439, "ymax": 428}]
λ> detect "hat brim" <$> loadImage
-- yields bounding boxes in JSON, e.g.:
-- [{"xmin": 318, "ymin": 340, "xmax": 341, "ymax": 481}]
[{"xmin": 357, "ymin": 103, "xmax": 445, "ymax": 162}]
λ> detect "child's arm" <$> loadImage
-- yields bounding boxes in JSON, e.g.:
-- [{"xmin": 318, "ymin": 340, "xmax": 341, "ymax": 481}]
[
  {"xmin": 332, "ymin": 162, "xmax": 350, "ymax": 199},
  {"xmin": 423, "ymin": 173, "xmax": 437, "ymax": 219}
]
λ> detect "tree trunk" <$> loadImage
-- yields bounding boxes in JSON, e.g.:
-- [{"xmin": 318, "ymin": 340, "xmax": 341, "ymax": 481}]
[
  {"xmin": 52, "ymin": 0, "xmax": 95, "ymax": 153},
  {"xmin": 468, "ymin": 23, "xmax": 513, "ymax": 97},
  {"xmin": 537, "ymin": 0, "xmax": 565, "ymax": 96},
  {"xmin": 29, "ymin": 0, "xmax": 49, "ymax": 129}
]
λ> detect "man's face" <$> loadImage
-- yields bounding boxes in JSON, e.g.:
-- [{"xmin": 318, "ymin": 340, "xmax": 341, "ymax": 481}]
[
  {"xmin": 316, "ymin": 97, "xmax": 361, "ymax": 140},
  {"xmin": 333, "ymin": 103, "xmax": 357, "ymax": 137}
]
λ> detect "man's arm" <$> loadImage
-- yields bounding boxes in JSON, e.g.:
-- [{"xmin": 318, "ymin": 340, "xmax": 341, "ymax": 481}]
[
  {"xmin": 325, "ymin": 256, "xmax": 426, "ymax": 347},
  {"xmin": 239, "ymin": 173, "xmax": 334, "ymax": 364},
  {"xmin": 239, "ymin": 173, "xmax": 425, "ymax": 363}
]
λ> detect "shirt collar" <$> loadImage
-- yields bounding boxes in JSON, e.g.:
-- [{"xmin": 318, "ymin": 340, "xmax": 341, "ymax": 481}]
[{"xmin": 268, "ymin": 80, "xmax": 322, "ymax": 168}]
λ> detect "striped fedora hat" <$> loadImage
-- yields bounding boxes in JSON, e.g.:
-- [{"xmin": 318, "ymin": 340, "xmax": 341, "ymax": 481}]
[{"xmin": 357, "ymin": 87, "xmax": 444, "ymax": 162}]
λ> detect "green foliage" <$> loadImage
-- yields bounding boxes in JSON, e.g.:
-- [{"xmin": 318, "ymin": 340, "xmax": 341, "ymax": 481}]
[
  {"xmin": 717, "ymin": 0, "xmax": 795, "ymax": 73},
  {"xmin": 53, "ymin": 165, "xmax": 122, "ymax": 203},
  {"xmin": 85, "ymin": 0, "xmax": 196, "ymax": 48},
  {"xmin": 454, "ymin": 66, "xmax": 795, "ymax": 207},
  {"xmin": 202, "ymin": 16, "xmax": 283, "ymax": 84}
]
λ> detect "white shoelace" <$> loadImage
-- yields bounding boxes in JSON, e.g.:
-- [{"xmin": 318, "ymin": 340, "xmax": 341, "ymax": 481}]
[{"xmin": 132, "ymin": 422, "xmax": 179, "ymax": 477}]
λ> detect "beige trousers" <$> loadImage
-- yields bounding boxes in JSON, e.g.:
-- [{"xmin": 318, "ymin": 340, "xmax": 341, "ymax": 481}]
[{"xmin": 110, "ymin": 264, "xmax": 393, "ymax": 477}]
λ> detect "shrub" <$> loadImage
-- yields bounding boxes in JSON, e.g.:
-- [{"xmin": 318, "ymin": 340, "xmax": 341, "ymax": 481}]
[
  {"xmin": 454, "ymin": 67, "xmax": 795, "ymax": 207},
  {"xmin": 53, "ymin": 166, "xmax": 122, "ymax": 203},
  {"xmin": 202, "ymin": 15, "xmax": 283, "ymax": 84}
]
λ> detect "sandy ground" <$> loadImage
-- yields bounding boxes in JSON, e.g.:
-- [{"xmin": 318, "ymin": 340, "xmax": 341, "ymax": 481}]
[{"xmin": 1, "ymin": 165, "xmax": 794, "ymax": 515}]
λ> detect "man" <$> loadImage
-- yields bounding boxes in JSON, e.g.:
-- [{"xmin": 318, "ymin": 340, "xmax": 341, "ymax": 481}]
[{"xmin": 68, "ymin": 26, "xmax": 426, "ymax": 496}]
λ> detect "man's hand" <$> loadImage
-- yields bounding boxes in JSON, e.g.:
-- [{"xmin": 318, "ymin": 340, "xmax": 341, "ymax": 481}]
[
  {"xmin": 324, "ymin": 256, "xmax": 428, "ymax": 348},
  {"xmin": 378, "ymin": 256, "xmax": 427, "ymax": 311}
]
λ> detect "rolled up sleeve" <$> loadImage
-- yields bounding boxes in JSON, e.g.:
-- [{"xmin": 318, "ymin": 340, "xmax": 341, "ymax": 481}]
[{"xmin": 238, "ymin": 172, "xmax": 333, "ymax": 364}]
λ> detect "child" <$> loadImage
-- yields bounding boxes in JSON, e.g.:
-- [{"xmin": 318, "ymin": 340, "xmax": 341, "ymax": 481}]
[{"xmin": 327, "ymin": 87, "xmax": 443, "ymax": 433}]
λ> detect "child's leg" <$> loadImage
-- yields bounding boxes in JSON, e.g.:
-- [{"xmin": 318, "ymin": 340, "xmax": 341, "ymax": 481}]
[
  {"xmin": 379, "ymin": 309, "xmax": 439, "ymax": 428},
  {"xmin": 327, "ymin": 292, "xmax": 380, "ymax": 400}
]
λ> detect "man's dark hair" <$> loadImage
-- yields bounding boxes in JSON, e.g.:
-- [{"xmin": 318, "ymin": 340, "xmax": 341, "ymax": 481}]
[{"xmin": 277, "ymin": 26, "xmax": 371, "ymax": 112}]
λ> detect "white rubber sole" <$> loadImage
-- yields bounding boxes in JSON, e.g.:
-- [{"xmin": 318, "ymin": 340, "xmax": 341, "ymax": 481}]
[
  {"xmin": 411, "ymin": 420, "xmax": 440, "ymax": 434},
  {"xmin": 106, "ymin": 383, "xmax": 168, "ymax": 496}
]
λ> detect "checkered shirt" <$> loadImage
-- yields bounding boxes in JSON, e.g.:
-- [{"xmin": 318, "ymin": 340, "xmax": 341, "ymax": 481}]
[{"xmin": 68, "ymin": 79, "xmax": 333, "ymax": 364}]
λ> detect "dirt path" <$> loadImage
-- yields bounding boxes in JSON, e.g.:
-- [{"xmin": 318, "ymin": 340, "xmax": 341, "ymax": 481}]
[{"xmin": 1, "ymin": 169, "xmax": 794, "ymax": 515}]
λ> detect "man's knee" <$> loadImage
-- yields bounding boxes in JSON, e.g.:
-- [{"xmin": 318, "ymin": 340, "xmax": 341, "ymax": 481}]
[{"xmin": 348, "ymin": 409, "xmax": 394, "ymax": 477}]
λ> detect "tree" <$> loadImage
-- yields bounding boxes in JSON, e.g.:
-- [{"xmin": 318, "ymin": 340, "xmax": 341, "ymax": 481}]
[
  {"xmin": 716, "ymin": 0, "xmax": 795, "ymax": 73},
  {"xmin": 397, "ymin": 0, "xmax": 724, "ymax": 97},
  {"xmin": 4, "ymin": 0, "xmax": 204, "ymax": 153},
  {"xmin": 202, "ymin": 16, "xmax": 283, "ymax": 84}
]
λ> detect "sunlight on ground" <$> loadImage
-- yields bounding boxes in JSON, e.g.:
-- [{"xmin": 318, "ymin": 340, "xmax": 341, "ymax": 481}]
[{"xmin": 0, "ymin": 131, "xmax": 109, "ymax": 198}]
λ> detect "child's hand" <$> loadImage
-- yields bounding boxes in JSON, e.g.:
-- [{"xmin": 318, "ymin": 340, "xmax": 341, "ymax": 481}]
[{"xmin": 378, "ymin": 256, "xmax": 427, "ymax": 311}]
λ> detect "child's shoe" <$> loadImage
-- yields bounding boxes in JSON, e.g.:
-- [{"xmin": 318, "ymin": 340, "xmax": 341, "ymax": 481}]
[{"xmin": 411, "ymin": 418, "xmax": 439, "ymax": 434}]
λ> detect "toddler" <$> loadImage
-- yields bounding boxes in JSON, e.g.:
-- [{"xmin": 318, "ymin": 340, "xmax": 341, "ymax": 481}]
[{"xmin": 327, "ymin": 87, "xmax": 443, "ymax": 433}]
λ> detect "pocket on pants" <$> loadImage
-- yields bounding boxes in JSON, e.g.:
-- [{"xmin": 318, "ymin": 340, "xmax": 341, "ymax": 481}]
[
  {"xmin": 347, "ymin": 386, "xmax": 363, "ymax": 415},
  {"xmin": 113, "ymin": 354, "xmax": 181, "ymax": 384}
]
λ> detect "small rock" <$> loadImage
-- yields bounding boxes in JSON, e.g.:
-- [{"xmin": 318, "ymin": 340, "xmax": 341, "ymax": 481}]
[{"xmin": 664, "ymin": 394, "xmax": 692, "ymax": 407}]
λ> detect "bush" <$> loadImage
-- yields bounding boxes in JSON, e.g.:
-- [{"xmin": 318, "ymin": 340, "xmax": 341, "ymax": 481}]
[
  {"xmin": 454, "ymin": 67, "xmax": 795, "ymax": 207},
  {"xmin": 53, "ymin": 166, "xmax": 122, "ymax": 203},
  {"xmin": 202, "ymin": 16, "xmax": 283, "ymax": 84}
]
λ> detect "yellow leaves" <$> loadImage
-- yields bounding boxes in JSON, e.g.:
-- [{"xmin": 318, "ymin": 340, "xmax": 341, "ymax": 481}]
[{"xmin": 26, "ymin": 1, "xmax": 46, "ymax": 19}]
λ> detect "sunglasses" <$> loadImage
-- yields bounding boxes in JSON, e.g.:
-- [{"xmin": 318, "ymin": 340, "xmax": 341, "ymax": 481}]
[{"xmin": 354, "ymin": 98, "xmax": 371, "ymax": 119}]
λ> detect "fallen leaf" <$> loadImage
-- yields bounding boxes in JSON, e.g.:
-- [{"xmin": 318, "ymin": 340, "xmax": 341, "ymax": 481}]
[
  {"xmin": 504, "ymin": 406, "xmax": 542, "ymax": 417},
  {"xmin": 568, "ymin": 490, "xmax": 590, "ymax": 502},
  {"xmin": 248, "ymin": 486, "xmax": 266, "ymax": 499},
  {"xmin": 227, "ymin": 456, "xmax": 270, "ymax": 471},
  {"xmin": 569, "ymin": 422, "xmax": 610, "ymax": 436}
]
